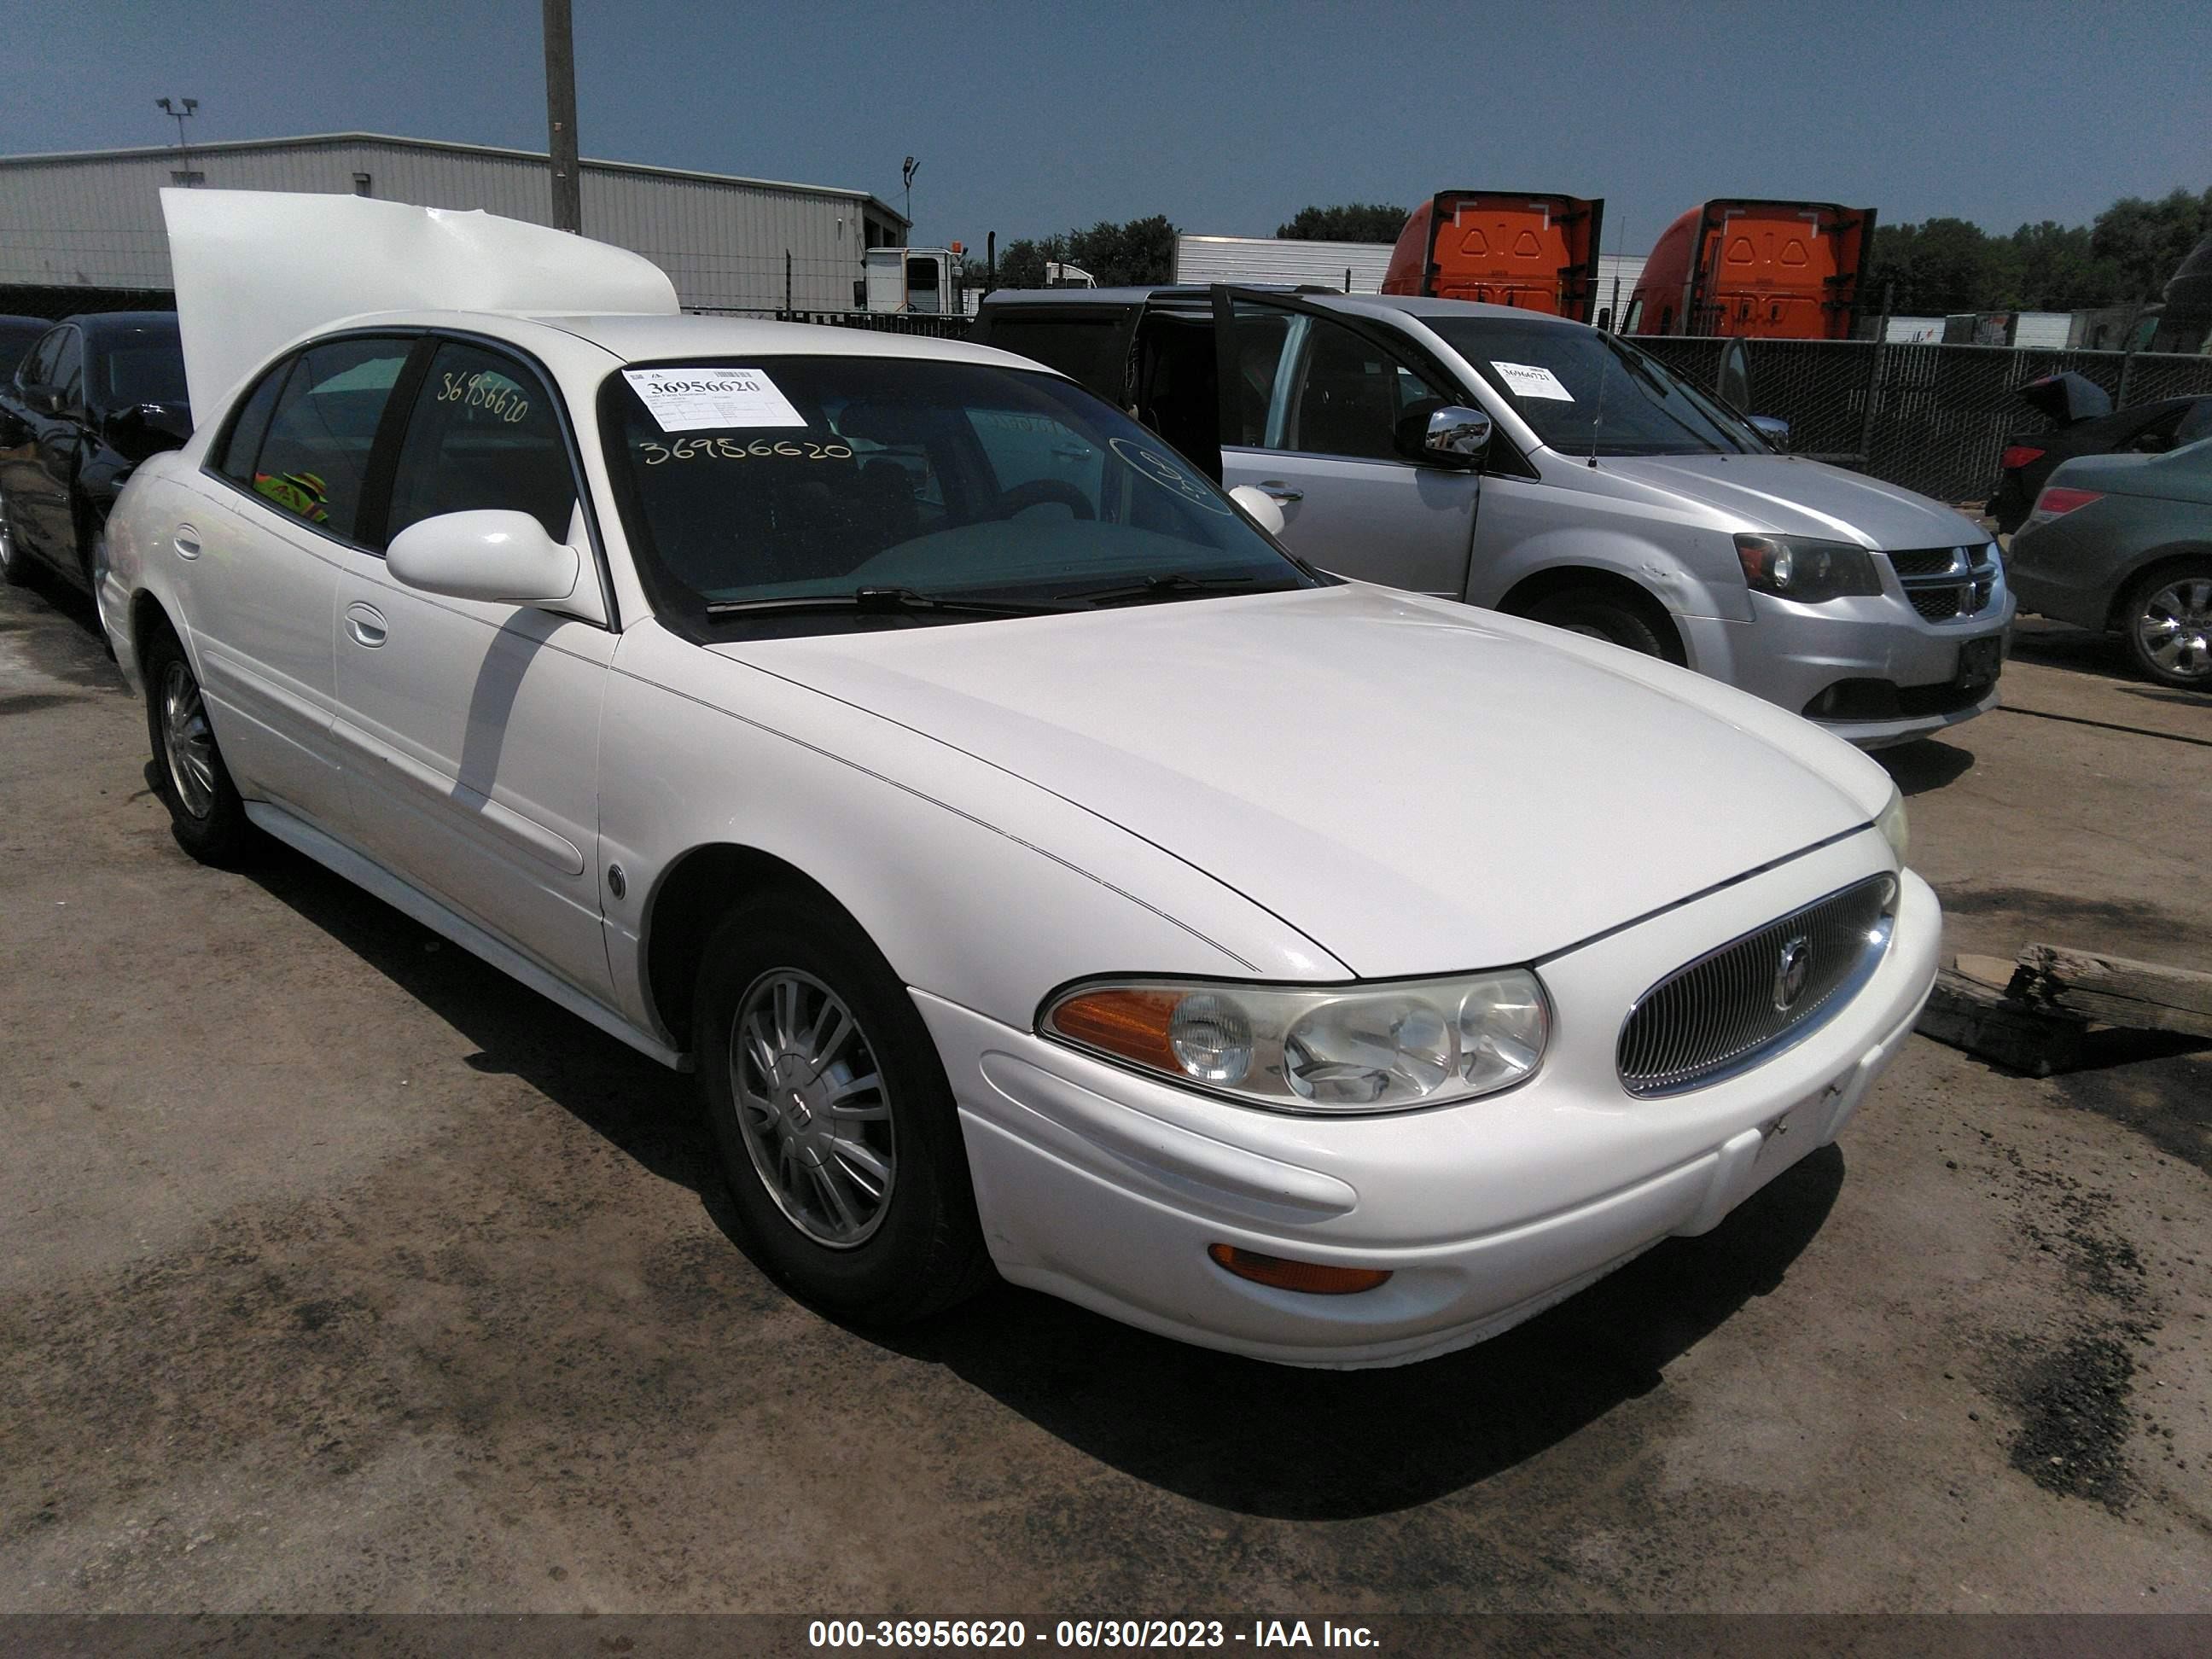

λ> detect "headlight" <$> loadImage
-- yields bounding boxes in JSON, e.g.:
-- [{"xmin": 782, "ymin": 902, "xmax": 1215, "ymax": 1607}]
[
  {"xmin": 1876, "ymin": 785, "xmax": 1910, "ymax": 868},
  {"xmin": 1735, "ymin": 533, "xmax": 1882, "ymax": 602},
  {"xmin": 1042, "ymin": 970, "xmax": 1550, "ymax": 1113}
]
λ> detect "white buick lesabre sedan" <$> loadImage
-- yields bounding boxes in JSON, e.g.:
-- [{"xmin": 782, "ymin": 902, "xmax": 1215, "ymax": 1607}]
[{"xmin": 103, "ymin": 241, "xmax": 1937, "ymax": 1370}]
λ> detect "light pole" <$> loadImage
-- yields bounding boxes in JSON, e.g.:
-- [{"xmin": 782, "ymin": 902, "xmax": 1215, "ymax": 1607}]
[
  {"xmin": 155, "ymin": 96, "xmax": 198, "ymax": 178},
  {"xmin": 542, "ymin": 0, "xmax": 582, "ymax": 232},
  {"xmin": 902, "ymin": 155, "xmax": 919, "ymax": 233}
]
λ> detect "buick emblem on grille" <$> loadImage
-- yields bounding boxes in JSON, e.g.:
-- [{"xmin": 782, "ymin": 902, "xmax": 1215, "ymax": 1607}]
[{"xmin": 1774, "ymin": 935, "xmax": 1813, "ymax": 1010}]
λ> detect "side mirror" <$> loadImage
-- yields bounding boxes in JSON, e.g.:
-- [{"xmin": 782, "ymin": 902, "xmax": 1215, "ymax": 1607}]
[
  {"xmin": 1227, "ymin": 483, "xmax": 1286, "ymax": 537},
  {"xmin": 387, "ymin": 509, "xmax": 581, "ymax": 608},
  {"xmin": 26, "ymin": 383, "xmax": 62, "ymax": 416},
  {"xmin": 1395, "ymin": 404, "xmax": 1491, "ymax": 468},
  {"xmin": 1748, "ymin": 415, "xmax": 1790, "ymax": 451}
]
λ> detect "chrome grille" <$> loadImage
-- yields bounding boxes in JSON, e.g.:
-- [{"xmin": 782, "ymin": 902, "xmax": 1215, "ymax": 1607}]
[
  {"xmin": 1888, "ymin": 544, "xmax": 1997, "ymax": 624},
  {"xmin": 1617, "ymin": 876, "xmax": 1897, "ymax": 1097}
]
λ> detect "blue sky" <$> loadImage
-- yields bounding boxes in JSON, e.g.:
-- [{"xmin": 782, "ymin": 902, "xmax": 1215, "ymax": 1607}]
[{"xmin": 7, "ymin": 0, "xmax": 2207, "ymax": 253}]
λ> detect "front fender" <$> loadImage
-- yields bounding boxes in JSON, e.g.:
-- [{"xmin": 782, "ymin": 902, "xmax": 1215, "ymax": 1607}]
[
  {"xmin": 597, "ymin": 623, "xmax": 1349, "ymax": 1040},
  {"xmin": 1472, "ymin": 521, "xmax": 1754, "ymax": 625}
]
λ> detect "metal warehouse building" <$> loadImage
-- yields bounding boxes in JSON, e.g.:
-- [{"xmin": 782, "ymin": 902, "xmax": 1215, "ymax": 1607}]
[{"xmin": 0, "ymin": 131, "xmax": 910, "ymax": 314}]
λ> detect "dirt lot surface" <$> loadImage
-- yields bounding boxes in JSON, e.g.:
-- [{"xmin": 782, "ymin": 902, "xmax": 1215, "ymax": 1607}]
[{"xmin": 2, "ymin": 581, "xmax": 2207, "ymax": 1617}]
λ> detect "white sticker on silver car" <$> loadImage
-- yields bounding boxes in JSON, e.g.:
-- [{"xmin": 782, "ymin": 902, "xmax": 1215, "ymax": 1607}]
[{"xmin": 1491, "ymin": 361, "xmax": 1575, "ymax": 402}]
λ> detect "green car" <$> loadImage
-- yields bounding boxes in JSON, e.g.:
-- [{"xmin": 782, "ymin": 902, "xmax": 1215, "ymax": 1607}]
[{"xmin": 2006, "ymin": 436, "xmax": 2212, "ymax": 688}]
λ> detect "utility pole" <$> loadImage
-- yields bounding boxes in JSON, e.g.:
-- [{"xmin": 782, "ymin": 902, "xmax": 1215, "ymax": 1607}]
[
  {"xmin": 902, "ymin": 156, "xmax": 919, "ymax": 231},
  {"xmin": 542, "ymin": 0, "xmax": 582, "ymax": 232},
  {"xmin": 154, "ymin": 96, "xmax": 198, "ymax": 177}
]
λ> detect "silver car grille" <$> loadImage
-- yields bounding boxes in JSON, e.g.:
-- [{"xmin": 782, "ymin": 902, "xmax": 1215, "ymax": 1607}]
[
  {"xmin": 1888, "ymin": 544, "xmax": 1997, "ymax": 622},
  {"xmin": 1616, "ymin": 875, "xmax": 1898, "ymax": 1097}
]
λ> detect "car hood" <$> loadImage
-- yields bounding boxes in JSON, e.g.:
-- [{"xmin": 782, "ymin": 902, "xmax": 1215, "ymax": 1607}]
[
  {"xmin": 715, "ymin": 585, "xmax": 1877, "ymax": 976},
  {"xmin": 1597, "ymin": 453, "xmax": 1986, "ymax": 550}
]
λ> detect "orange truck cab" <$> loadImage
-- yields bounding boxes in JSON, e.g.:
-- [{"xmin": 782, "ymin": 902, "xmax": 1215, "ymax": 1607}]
[
  {"xmin": 1626, "ymin": 199, "xmax": 1875, "ymax": 339},
  {"xmin": 1382, "ymin": 191, "xmax": 1604, "ymax": 321}
]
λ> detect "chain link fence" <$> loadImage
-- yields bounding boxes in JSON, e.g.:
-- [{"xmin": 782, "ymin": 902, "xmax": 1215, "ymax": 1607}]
[
  {"xmin": 1639, "ymin": 335, "xmax": 2212, "ymax": 504},
  {"xmin": 690, "ymin": 306, "xmax": 973, "ymax": 338}
]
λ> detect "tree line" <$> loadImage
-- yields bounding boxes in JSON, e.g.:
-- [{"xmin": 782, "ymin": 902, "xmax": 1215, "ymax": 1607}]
[
  {"xmin": 975, "ymin": 203, "xmax": 1406, "ymax": 288},
  {"xmin": 1868, "ymin": 187, "xmax": 2209, "ymax": 315},
  {"xmin": 970, "ymin": 189, "xmax": 2209, "ymax": 315}
]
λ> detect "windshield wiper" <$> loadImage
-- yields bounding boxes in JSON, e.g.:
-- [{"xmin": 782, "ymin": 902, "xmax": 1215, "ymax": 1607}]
[
  {"xmin": 706, "ymin": 585, "xmax": 1068, "ymax": 619},
  {"xmin": 1069, "ymin": 573, "xmax": 1278, "ymax": 608}
]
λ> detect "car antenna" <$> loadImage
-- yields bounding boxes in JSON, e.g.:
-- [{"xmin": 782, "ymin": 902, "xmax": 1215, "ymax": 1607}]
[{"xmin": 1588, "ymin": 339, "xmax": 1607, "ymax": 470}]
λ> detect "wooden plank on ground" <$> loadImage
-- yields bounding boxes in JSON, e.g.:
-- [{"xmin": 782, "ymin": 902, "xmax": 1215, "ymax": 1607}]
[
  {"xmin": 2013, "ymin": 943, "xmax": 2212, "ymax": 1041},
  {"xmin": 1916, "ymin": 965, "xmax": 2092, "ymax": 1077}
]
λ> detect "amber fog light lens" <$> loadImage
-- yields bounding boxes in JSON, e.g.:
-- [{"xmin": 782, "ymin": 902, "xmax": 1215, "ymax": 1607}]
[{"xmin": 1208, "ymin": 1243, "xmax": 1392, "ymax": 1295}]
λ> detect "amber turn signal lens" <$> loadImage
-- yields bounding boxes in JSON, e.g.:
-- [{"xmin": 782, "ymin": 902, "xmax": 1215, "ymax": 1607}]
[
  {"xmin": 1047, "ymin": 987, "xmax": 1183, "ymax": 1071},
  {"xmin": 1207, "ymin": 1243, "xmax": 1392, "ymax": 1295}
]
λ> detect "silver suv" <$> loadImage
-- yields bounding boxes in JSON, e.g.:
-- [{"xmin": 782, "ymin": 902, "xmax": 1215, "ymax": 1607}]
[{"xmin": 973, "ymin": 287, "xmax": 2012, "ymax": 748}]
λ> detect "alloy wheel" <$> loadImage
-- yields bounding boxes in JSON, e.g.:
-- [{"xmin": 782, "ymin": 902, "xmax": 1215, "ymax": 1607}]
[
  {"xmin": 2134, "ymin": 576, "xmax": 2212, "ymax": 683},
  {"xmin": 159, "ymin": 659, "xmax": 218, "ymax": 819},
  {"xmin": 730, "ymin": 969, "xmax": 896, "ymax": 1248}
]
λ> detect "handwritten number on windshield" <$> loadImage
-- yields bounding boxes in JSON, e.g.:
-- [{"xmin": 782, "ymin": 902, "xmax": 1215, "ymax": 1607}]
[{"xmin": 638, "ymin": 438, "xmax": 855, "ymax": 464}]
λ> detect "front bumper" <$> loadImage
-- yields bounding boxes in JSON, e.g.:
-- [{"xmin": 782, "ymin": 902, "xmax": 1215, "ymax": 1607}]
[
  {"xmin": 920, "ymin": 835, "xmax": 1939, "ymax": 1369},
  {"xmin": 1678, "ymin": 577, "xmax": 2014, "ymax": 750}
]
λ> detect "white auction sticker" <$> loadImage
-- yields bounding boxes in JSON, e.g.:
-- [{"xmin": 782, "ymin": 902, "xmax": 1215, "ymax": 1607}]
[
  {"xmin": 623, "ymin": 367, "xmax": 806, "ymax": 431},
  {"xmin": 1491, "ymin": 361, "xmax": 1575, "ymax": 402}
]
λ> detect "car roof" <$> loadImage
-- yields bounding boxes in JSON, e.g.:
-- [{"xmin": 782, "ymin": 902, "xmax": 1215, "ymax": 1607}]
[
  {"xmin": 63, "ymin": 311, "xmax": 181, "ymax": 338},
  {"xmin": 982, "ymin": 285, "xmax": 1581, "ymax": 328},
  {"xmin": 515, "ymin": 311, "xmax": 1047, "ymax": 372}
]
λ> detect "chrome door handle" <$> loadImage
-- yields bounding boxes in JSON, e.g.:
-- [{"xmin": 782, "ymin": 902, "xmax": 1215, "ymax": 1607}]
[
  {"xmin": 1256, "ymin": 482, "xmax": 1304, "ymax": 503},
  {"xmin": 344, "ymin": 602, "xmax": 388, "ymax": 648},
  {"xmin": 172, "ymin": 525, "xmax": 201, "ymax": 558}
]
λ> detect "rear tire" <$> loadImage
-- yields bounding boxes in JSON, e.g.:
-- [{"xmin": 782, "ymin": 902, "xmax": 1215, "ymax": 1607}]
[
  {"xmin": 143, "ymin": 625, "xmax": 253, "ymax": 865},
  {"xmin": 1523, "ymin": 586, "xmax": 1674, "ymax": 659},
  {"xmin": 695, "ymin": 892, "xmax": 992, "ymax": 1325},
  {"xmin": 2120, "ymin": 561, "xmax": 2212, "ymax": 689}
]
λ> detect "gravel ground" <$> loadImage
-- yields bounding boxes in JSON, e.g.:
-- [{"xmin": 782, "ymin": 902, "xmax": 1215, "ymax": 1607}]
[{"xmin": 1, "ymin": 577, "xmax": 2207, "ymax": 1616}]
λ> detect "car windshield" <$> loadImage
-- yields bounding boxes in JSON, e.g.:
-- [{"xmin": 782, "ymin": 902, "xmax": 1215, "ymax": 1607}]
[
  {"xmin": 1422, "ymin": 316, "xmax": 1764, "ymax": 457},
  {"xmin": 601, "ymin": 355, "xmax": 1315, "ymax": 629}
]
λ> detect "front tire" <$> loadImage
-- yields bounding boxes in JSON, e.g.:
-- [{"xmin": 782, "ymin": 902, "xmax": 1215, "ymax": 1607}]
[
  {"xmin": 1523, "ymin": 586, "xmax": 1674, "ymax": 659},
  {"xmin": 143, "ymin": 626, "xmax": 253, "ymax": 865},
  {"xmin": 2122, "ymin": 562, "xmax": 2212, "ymax": 689},
  {"xmin": 695, "ymin": 893, "xmax": 991, "ymax": 1324}
]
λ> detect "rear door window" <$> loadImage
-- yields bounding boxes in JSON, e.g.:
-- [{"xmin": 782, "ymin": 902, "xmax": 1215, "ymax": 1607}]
[
  {"xmin": 383, "ymin": 341, "xmax": 578, "ymax": 548},
  {"xmin": 247, "ymin": 338, "xmax": 413, "ymax": 542},
  {"xmin": 215, "ymin": 360, "xmax": 294, "ymax": 487}
]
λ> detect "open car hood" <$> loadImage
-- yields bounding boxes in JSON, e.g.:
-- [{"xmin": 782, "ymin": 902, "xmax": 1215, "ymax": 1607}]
[
  {"xmin": 719, "ymin": 585, "xmax": 1882, "ymax": 976},
  {"xmin": 160, "ymin": 189, "xmax": 678, "ymax": 417}
]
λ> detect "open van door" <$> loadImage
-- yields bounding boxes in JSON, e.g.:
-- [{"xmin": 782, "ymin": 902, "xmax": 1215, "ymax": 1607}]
[{"xmin": 1208, "ymin": 286, "xmax": 1485, "ymax": 597}]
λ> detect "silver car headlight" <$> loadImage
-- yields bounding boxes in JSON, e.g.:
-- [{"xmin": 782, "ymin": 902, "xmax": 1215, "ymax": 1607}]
[
  {"xmin": 1734, "ymin": 533, "xmax": 1883, "ymax": 602},
  {"xmin": 1041, "ymin": 970, "xmax": 1550, "ymax": 1113},
  {"xmin": 1876, "ymin": 784, "xmax": 1910, "ymax": 868}
]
